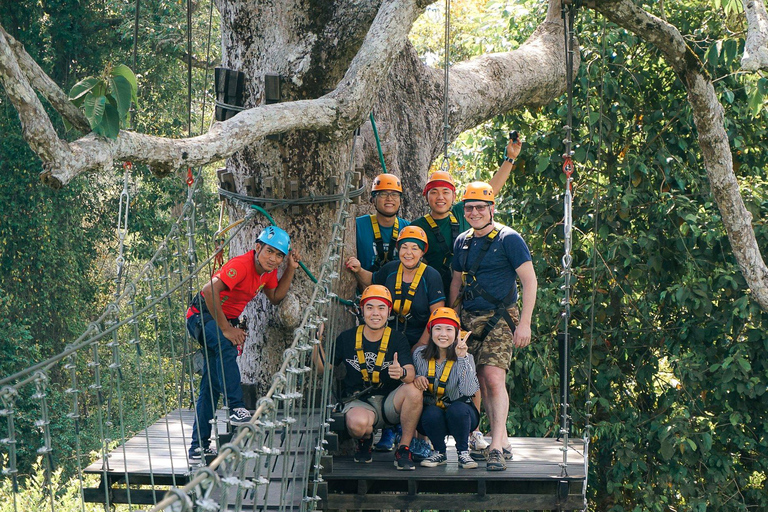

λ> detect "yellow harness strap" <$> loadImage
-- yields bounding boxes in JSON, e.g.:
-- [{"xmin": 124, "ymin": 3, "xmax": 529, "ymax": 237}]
[
  {"xmin": 370, "ymin": 215, "xmax": 400, "ymax": 266},
  {"xmin": 393, "ymin": 262, "xmax": 427, "ymax": 321},
  {"xmin": 355, "ymin": 325, "xmax": 392, "ymax": 384},
  {"xmin": 427, "ymin": 358, "xmax": 455, "ymax": 409}
]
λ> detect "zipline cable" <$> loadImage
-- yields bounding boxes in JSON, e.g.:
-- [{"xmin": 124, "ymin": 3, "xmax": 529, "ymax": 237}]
[
  {"xmin": 441, "ymin": 0, "xmax": 451, "ymax": 170},
  {"xmin": 559, "ymin": 0, "xmax": 578, "ymax": 477}
]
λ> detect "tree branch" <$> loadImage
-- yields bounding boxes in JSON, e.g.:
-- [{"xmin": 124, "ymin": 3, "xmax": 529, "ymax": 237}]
[
  {"xmin": 1, "ymin": 26, "xmax": 90, "ymax": 133},
  {"xmin": 0, "ymin": 26, "xmax": 72, "ymax": 168},
  {"xmin": 742, "ymin": 0, "xmax": 768, "ymax": 71},
  {"xmin": 448, "ymin": 2, "xmax": 571, "ymax": 138},
  {"xmin": 0, "ymin": 0, "xmax": 427, "ymax": 188},
  {"xmin": 593, "ymin": 0, "xmax": 768, "ymax": 312}
]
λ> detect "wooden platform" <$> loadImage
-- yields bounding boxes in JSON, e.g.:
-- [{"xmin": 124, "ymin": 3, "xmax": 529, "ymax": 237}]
[
  {"xmin": 81, "ymin": 408, "xmax": 587, "ymax": 511},
  {"xmin": 322, "ymin": 437, "xmax": 586, "ymax": 511}
]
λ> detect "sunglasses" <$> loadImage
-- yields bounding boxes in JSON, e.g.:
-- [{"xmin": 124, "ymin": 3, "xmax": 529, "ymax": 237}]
[{"xmin": 463, "ymin": 204, "xmax": 490, "ymax": 213}]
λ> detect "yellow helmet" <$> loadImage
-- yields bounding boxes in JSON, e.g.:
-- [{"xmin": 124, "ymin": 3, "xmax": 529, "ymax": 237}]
[
  {"xmin": 423, "ymin": 171, "xmax": 455, "ymax": 196},
  {"xmin": 427, "ymin": 307, "xmax": 461, "ymax": 330},
  {"xmin": 371, "ymin": 173, "xmax": 403, "ymax": 193},
  {"xmin": 462, "ymin": 181, "xmax": 495, "ymax": 204},
  {"xmin": 396, "ymin": 226, "xmax": 429, "ymax": 254},
  {"xmin": 360, "ymin": 285, "xmax": 392, "ymax": 308}
]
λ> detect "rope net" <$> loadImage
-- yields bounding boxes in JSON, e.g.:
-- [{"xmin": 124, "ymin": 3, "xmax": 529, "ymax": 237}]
[{"xmin": 0, "ymin": 149, "xmax": 358, "ymax": 511}]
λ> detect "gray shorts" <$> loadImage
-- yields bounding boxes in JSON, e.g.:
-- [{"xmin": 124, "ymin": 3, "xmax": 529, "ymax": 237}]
[{"xmin": 342, "ymin": 386, "xmax": 401, "ymax": 429}]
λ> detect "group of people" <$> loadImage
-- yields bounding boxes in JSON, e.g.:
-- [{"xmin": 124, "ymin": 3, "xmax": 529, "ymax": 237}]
[{"xmin": 185, "ymin": 136, "xmax": 537, "ymax": 473}]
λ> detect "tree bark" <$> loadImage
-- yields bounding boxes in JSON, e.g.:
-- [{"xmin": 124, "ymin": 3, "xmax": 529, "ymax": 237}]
[
  {"xmin": 742, "ymin": 0, "xmax": 768, "ymax": 71},
  {"xmin": 592, "ymin": 0, "xmax": 768, "ymax": 312}
]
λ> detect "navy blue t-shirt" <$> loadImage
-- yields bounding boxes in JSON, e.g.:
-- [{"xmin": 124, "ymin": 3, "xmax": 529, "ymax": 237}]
[
  {"xmin": 355, "ymin": 215, "xmax": 410, "ymax": 272},
  {"xmin": 334, "ymin": 326, "xmax": 413, "ymax": 398},
  {"xmin": 372, "ymin": 260, "xmax": 445, "ymax": 345},
  {"xmin": 452, "ymin": 224, "xmax": 532, "ymax": 311}
]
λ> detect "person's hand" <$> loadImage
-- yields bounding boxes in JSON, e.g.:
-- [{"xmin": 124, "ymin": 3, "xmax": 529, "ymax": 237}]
[
  {"xmin": 288, "ymin": 247, "xmax": 301, "ymax": 269},
  {"xmin": 414, "ymin": 375, "xmax": 429, "ymax": 392},
  {"xmin": 345, "ymin": 256, "xmax": 362, "ymax": 274},
  {"xmin": 223, "ymin": 326, "xmax": 246, "ymax": 346},
  {"xmin": 513, "ymin": 322, "xmax": 531, "ymax": 349},
  {"xmin": 388, "ymin": 353, "xmax": 403, "ymax": 380},
  {"xmin": 456, "ymin": 330, "xmax": 471, "ymax": 358},
  {"xmin": 506, "ymin": 138, "xmax": 522, "ymax": 160}
]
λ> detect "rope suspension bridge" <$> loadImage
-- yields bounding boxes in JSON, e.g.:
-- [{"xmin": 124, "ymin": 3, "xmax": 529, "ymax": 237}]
[{"xmin": 0, "ymin": 1, "xmax": 594, "ymax": 510}]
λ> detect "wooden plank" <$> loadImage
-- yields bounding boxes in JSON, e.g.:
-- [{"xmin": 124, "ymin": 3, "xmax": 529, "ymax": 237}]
[{"xmin": 325, "ymin": 493, "xmax": 584, "ymax": 510}]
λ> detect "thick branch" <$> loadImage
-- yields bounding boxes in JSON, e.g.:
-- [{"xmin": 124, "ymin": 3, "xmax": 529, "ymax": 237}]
[
  {"xmin": 1, "ymin": 26, "xmax": 90, "ymax": 133},
  {"xmin": 448, "ymin": 5, "xmax": 572, "ymax": 138},
  {"xmin": 2, "ymin": 0, "xmax": 425, "ymax": 188},
  {"xmin": 0, "ymin": 27, "xmax": 72, "ymax": 167},
  {"xmin": 594, "ymin": 0, "xmax": 768, "ymax": 312},
  {"xmin": 742, "ymin": 0, "xmax": 768, "ymax": 71}
]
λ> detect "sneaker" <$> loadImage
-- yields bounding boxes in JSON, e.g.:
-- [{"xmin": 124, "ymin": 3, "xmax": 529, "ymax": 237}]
[
  {"xmin": 502, "ymin": 443, "xmax": 514, "ymax": 461},
  {"xmin": 458, "ymin": 451, "xmax": 478, "ymax": 469},
  {"xmin": 374, "ymin": 427, "xmax": 396, "ymax": 452},
  {"xmin": 354, "ymin": 437, "xmax": 373, "ymax": 463},
  {"xmin": 229, "ymin": 407, "xmax": 252, "ymax": 425},
  {"xmin": 188, "ymin": 446, "xmax": 216, "ymax": 461},
  {"xmin": 394, "ymin": 445, "xmax": 415, "ymax": 470},
  {"xmin": 471, "ymin": 443, "xmax": 514, "ymax": 461},
  {"xmin": 469, "ymin": 431, "xmax": 489, "ymax": 451},
  {"xmin": 420, "ymin": 452, "xmax": 447, "ymax": 467},
  {"xmin": 409, "ymin": 438, "xmax": 433, "ymax": 462},
  {"xmin": 486, "ymin": 448, "xmax": 507, "ymax": 471}
]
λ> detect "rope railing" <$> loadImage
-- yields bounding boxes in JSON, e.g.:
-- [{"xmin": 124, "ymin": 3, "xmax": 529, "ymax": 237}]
[{"xmin": 0, "ymin": 130, "xmax": 359, "ymax": 511}]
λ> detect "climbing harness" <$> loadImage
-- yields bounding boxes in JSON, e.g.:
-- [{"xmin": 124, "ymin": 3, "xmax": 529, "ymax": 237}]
[
  {"xmin": 354, "ymin": 325, "xmax": 392, "ymax": 385},
  {"xmin": 457, "ymin": 227, "xmax": 518, "ymax": 347},
  {"xmin": 427, "ymin": 358, "xmax": 455, "ymax": 409},
  {"xmin": 370, "ymin": 215, "xmax": 400, "ymax": 271},
  {"xmin": 392, "ymin": 262, "xmax": 428, "ymax": 326},
  {"xmin": 425, "ymin": 212, "xmax": 459, "ymax": 269}
]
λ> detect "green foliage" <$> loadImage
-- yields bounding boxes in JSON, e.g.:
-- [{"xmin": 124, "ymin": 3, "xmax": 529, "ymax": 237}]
[
  {"xmin": 68, "ymin": 64, "xmax": 138, "ymax": 138},
  {"xmin": 421, "ymin": 1, "xmax": 768, "ymax": 510}
]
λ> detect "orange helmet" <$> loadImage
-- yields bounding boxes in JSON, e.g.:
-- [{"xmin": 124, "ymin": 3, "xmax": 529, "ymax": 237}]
[
  {"xmin": 423, "ymin": 171, "xmax": 456, "ymax": 196},
  {"xmin": 427, "ymin": 307, "xmax": 461, "ymax": 331},
  {"xmin": 396, "ymin": 226, "xmax": 428, "ymax": 254},
  {"xmin": 371, "ymin": 173, "xmax": 403, "ymax": 193},
  {"xmin": 360, "ymin": 285, "xmax": 392, "ymax": 308},
  {"xmin": 462, "ymin": 182, "xmax": 495, "ymax": 204}
]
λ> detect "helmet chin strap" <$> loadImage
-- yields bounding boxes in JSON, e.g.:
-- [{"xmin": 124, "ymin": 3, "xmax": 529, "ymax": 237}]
[{"xmin": 401, "ymin": 259, "xmax": 421, "ymax": 271}]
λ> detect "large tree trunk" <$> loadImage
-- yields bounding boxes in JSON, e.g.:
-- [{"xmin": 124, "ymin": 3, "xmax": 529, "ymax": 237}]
[{"xmin": 218, "ymin": 0, "xmax": 568, "ymax": 391}]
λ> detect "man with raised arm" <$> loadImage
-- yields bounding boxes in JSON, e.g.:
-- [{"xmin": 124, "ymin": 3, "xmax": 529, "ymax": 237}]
[{"xmin": 448, "ymin": 182, "xmax": 537, "ymax": 471}]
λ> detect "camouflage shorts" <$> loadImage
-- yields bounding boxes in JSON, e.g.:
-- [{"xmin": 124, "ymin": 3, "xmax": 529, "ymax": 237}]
[{"xmin": 460, "ymin": 306, "xmax": 520, "ymax": 371}]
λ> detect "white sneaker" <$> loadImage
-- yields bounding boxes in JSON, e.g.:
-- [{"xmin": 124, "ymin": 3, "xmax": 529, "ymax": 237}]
[
  {"xmin": 229, "ymin": 407, "xmax": 252, "ymax": 425},
  {"xmin": 469, "ymin": 431, "xmax": 489, "ymax": 451},
  {"xmin": 419, "ymin": 451, "xmax": 447, "ymax": 467}
]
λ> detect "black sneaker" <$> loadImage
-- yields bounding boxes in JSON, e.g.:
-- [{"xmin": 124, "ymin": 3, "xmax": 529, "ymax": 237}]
[
  {"xmin": 419, "ymin": 451, "xmax": 447, "ymax": 467},
  {"xmin": 502, "ymin": 444, "xmax": 514, "ymax": 461},
  {"xmin": 458, "ymin": 450, "xmax": 478, "ymax": 469},
  {"xmin": 229, "ymin": 407, "xmax": 252, "ymax": 425},
  {"xmin": 354, "ymin": 437, "xmax": 373, "ymax": 463},
  {"xmin": 486, "ymin": 448, "xmax": 507, "ymax": 471},
  {"xmin": 394, "ymin": 445, "xmax": 415, "ymax": 470},
  {"xmin": 188, "ymin": 446, "xmax": 216, "ymax": 461}
]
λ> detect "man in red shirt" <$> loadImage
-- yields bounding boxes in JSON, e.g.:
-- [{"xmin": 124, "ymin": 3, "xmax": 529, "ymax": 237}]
[{"xmin": 186, "ymin": 226, "xmax": 301, "ymax": 461}]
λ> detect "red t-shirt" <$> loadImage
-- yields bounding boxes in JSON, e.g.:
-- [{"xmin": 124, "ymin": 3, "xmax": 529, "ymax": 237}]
[{"xmin": 212, "ymin": 250, "xmax": 278, "ymax": 319}]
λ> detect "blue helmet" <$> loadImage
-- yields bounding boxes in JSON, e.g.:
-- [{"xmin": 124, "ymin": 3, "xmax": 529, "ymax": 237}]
[{"xmin": 257, "ymin": 226, "xmax": 291, "ymax": 255}]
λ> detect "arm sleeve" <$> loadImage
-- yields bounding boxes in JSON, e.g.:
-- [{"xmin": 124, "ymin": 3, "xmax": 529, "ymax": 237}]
[
  {"xmin": 456, "ymin": 355, "xmax": 480, "ymax": 397},
  {"xmin": 217, "ymin": 259, "xmax": 247, "ymax": 291},
  {"xmin": 333, "ymin": 332, "xmax": 346, "ymax": 366},
  {"xmin": 451, "ymin": 234, "xmax": 466, "ymax": 272},
  {"xmin": 425, "ymin": 267, "xmax": 446, "ymax": 304},
  {"xmin": 393, "ymin": 333, "xmax": 413, "ymax": 367},
  {"xmin": 264, "ymin": 269, "xmax": 279, "ymax": 289},
  {"xmin": 412, "ymin": 346, "xmax": 427, "ymax": 376},
  {"xmin": 504, "ymin": 231, "xmax": 532, "ymax": 269}
]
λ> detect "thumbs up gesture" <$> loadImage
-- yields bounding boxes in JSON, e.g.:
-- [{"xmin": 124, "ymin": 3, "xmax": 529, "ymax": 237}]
[{"xmin": 388, "ymin": 352, "xmax": 403, "ymax": 380}]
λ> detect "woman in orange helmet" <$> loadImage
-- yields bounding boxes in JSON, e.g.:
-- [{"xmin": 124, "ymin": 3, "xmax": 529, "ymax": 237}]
[{"xmin": 347, "ymin": 226, "xmax": 445, "ymax": 349}]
